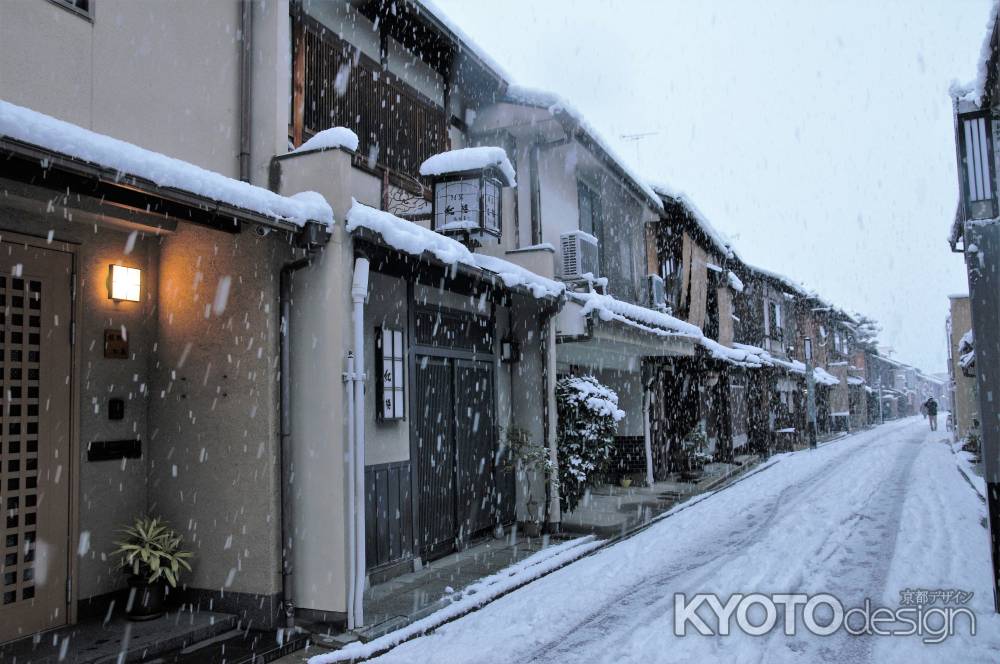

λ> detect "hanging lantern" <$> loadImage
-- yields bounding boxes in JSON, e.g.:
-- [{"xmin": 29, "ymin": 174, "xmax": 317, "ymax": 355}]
[{"xmin": 430, "ymin": 166, "xmax": 509, "ymax": 245}]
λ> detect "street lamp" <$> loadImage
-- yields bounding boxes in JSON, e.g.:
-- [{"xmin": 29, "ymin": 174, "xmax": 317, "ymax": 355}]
[{"xmin": 804, "ymin": 336, "xmax": 817, "ymax": 449}]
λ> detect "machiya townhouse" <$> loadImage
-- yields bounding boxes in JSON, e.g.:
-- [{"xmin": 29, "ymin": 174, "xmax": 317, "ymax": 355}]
[{"xmin": 0, "ymin": 0, "xmax": 948, "ymax": 650}]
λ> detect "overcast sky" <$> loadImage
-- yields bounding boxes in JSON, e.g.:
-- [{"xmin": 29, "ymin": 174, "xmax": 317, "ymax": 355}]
[{"xmin": 436, "ymin": 0, "xmax": 993, "ymax": 374}]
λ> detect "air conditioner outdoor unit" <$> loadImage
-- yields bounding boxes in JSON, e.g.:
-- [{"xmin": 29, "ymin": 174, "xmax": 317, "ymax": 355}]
[
  {"xmin": 648, "ymin": 274, "xmax": 666, "ymax": 310},
  {"xmin": 560, "ymin": 231, "xmax": 600, "ymax": 281}
]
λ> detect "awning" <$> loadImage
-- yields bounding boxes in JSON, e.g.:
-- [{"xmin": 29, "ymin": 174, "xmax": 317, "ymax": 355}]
[
  {"xmin": 0, "ymin": 99, "xmax": 332, "ymax": 236},
  {"xmin": 347, "ymin": 201, "xmax": 565, "ymax": 304},
  {"xmin": 555, "ymin": 293, "xmax": 698, "ymax": 370}
]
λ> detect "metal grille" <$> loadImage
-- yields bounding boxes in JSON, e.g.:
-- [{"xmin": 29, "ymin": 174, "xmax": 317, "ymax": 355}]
[
  {"xmin": 0, "ymin": 276, "xmax": 41, "ymax": 607},
  {"xmin": 301, "ymin": 16, "xmax": 446, "ymax": 180}
]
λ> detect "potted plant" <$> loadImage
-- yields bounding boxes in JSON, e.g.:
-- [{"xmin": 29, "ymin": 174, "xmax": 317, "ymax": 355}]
[
  {"xmin": 679, "ymin": 425, "xmax": 712, "ymax": 481},
  {"xmin": 112, "ymin": 516, "xmax": 193, "ymax": 621},
  {"xmin": 503, "ymin": 427, "xmax": 556, "ymax": 536}
]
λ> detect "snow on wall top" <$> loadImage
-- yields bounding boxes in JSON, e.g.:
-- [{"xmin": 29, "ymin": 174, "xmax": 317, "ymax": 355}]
[
  {"xmin": 0, "ymin": 99, "xmax": 333, "ymax": 227},
  {"xmin": 292, "ymin": 127, "xmax": 359, "ymax": 154},
  {"xmin": 650, "ymin": 182, "xmax": 735, "ymax": 260},
  {"xmin": 503, "ymin": 85, "xmax": 663, "ymax": 213},
  {"xmin": 345, "ymin": 200, "xmax": 563, "ymax": 300},
  {"xmin": 419, "ymin": 146, "xmax": 516, "ymax": 187}
]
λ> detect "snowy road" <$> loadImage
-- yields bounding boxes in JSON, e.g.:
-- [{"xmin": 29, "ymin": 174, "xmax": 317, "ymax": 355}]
[{"xmin": 363, "ymin": 418, "xmax": 1000, "ymax": 664}]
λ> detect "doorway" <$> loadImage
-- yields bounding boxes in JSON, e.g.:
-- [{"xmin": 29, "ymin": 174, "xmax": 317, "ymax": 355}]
[
  {"xmin": 0, "ymin": 239, "xmax": 74, "ymax": 643},
  {"xmin": 413, "ymin": 355, "xmax": 510, "ymax": 561}
]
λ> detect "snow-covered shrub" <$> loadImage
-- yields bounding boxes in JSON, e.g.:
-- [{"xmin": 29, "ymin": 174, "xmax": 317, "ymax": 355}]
[{"xmin": 556, "ymin": 376, "xmax": 625, "ymax": 513}]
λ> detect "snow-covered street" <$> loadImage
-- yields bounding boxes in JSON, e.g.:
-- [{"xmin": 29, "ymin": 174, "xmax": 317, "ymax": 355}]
[{"xmin": 360, "ymin": 418, "xmax": 1000, "ymax": 664}]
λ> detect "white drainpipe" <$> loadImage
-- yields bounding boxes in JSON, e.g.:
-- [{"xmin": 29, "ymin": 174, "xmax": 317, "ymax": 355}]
[
  {"xmin": 343, "ymin": 350, "xmax": 356, "ymax": 628},
  {"xmin": 349, "ymin": 257, "xmax": 369, "ymax": 628}
]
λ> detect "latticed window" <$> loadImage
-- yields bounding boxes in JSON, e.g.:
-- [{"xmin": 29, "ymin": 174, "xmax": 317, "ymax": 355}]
[
  {"xmin": 958, "ymin": 110, "xmax": 998, "ymax": 220},
  {"xmin": 291, "ymin": 12, "xmax": 447, "ymax": 181}
]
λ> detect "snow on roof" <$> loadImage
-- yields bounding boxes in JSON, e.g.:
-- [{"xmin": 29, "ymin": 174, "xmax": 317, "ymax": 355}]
[
  {"xmin": 345, "ymin": 200, "xmax": 563, "ymax": 300},
  {"xmin": 413, "ymin": 0, "xmax": 512, "ymax": 83},
  {"xmin": 702, "ymin": 338, "xmax": 771, "ymax": 368},
  {"xmin": 813, "ymin": 367, "xmax": 841, "ymax": 387},
  {"xmin": 727, "ymin": 271, "xmax": 745, "ymax": 293},
  {"xmin": 847, "ymin": 376, "xmax": 865, "ymax": 386},
  {"xmin": 570, "ymin": 290, "xmax": 702, "ymax": 338},
  {"xmin": 502, "ymin": 85, "xmax": 663, "ymax": 213},
  {"xmin": 0, "ymin": 99, "xmax": 333, "ymax": 227},
  {"xmin": 743, "ymin": 261, "xmax": 811, "ymax": 298},
  {"xmin": 650, "ymin": 182, "xmax": 735, "ymax": 260},
  {"xmin": 419, "ymin": 146, "xmax": 516, "ymax": 187},
  {"xmin": 292, "ymin": 127, "xmax": 359, "ymax": 154},
  {"xmin": 950, "ymin": 0, "xmax": 1000, "ymax": 106}
]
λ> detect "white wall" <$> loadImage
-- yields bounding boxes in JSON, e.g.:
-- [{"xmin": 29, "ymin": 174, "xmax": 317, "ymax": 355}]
[{"xmin": 0, "ymin": 0, "xmax": 244, "ymax": 179}]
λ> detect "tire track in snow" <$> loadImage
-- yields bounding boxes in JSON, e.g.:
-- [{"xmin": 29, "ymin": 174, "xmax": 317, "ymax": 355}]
[{"xmin": 523, "ymin": 420, "xmax": 925, "ymax": 664}]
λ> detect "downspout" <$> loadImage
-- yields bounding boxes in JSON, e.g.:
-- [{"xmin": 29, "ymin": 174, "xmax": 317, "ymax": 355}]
[
  {"xmin": 239, "ymin": 0, "xmax": 253, "ymax": 182},
  {"xmin": 348, "ymin": 257, "xmax": 370, "ymax": 628},
  {"xmin": 279, "ymin": 255, "xmax": 313, "ymax": 630}
]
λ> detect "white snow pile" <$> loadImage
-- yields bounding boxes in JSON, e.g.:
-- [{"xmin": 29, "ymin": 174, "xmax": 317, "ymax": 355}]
[
  {"xmin": 571, "ymin": 291, "xmax": 702, "ymax": 338},
  {"xmin": 420, "ymin": 146, "xmax": 516, "ymax": 187},
  {"xmin": 308, "ymin": 535, "xmax": 604, "ymax": 664},
  {"xmin": 345, "ymin": 201, "xmax": 563, "ymax": 299},
  {"xmin": 562, "ymin": 376, "xmax": 626, "ymax": 422},
  {"xmin": 727, "ymin": 270, "xmax": 745, "ymax": 293},
  {"xmin": 0, "ymin": 99, "xmax": 333, "ymax": 227},
  {"xmin": 503, "ymin": 85, "xmax": 663, "ymax": 212},
  {"xmin": 847, "ymin": 376, "xmax": 865, "ymax": 386},
  {"xmin": 651, "ymin": 181, "xmax": 735, "ymax": 260},
  {"xmin": 292, "ymin": 126, "xmax": 359, "ymax": 154}
]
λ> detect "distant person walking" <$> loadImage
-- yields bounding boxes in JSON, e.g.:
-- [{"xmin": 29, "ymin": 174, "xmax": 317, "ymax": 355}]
[{"xmin": 923, "ymin": 396, "xmax": 938, "ymax": 431}]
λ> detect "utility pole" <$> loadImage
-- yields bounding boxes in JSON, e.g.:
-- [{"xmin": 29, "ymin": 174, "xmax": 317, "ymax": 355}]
[
  {"xmin": 964, "ymin": 220, "xmax": 1000, "ymax": 614},
  {"xmin": 804, "ymin": 337, "xmax": 817, "ymax": 449},
  {"xmin": 877, "ymin": 376, "xmax": 884, "ymax": 424}
]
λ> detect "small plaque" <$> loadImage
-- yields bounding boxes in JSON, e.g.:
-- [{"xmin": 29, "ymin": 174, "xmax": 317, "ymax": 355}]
[
  {"xmin": 104, "ymin": 329, "xmax": 128, "ymax": 359},
  {"xmin": 87, "ymin": 439, "xmax": 141, "ymax": 462}
]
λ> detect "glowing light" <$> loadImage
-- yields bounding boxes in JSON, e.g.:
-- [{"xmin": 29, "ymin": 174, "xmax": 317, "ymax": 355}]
[{"xmin": 108, "ymin": 264, "xmax": 141, "ymax": 302}]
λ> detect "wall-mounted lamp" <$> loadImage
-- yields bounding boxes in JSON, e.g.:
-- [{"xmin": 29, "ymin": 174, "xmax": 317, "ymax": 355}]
[
  {"xmin": 108, "ymin": 264, "xmax": 141, "ymax": 302},
  {"xmin": 500, "ymin": 337, "xmax": 521, "ymax": 364}
]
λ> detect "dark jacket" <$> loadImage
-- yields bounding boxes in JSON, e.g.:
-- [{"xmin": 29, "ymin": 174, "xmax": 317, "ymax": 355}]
[{"xmin": 924, "ymin": 398, "xmax": 938, "ymax": 416}]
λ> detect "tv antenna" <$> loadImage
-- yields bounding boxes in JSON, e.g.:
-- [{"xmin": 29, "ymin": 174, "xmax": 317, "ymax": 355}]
[{"xmin": 620, "ymin": 131, "xmax": 659, "ymax": 162}]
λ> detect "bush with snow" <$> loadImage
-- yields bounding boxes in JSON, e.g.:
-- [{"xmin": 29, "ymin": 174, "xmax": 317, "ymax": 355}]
[{"xmin": 555, "ymin": 376, "xmax": 625, "ymax": 513}]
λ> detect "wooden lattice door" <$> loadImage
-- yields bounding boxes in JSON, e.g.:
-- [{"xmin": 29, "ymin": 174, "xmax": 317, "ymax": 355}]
[{"xmin": 0, "ymin": 240, "xmax": 73, "ymax": 644}]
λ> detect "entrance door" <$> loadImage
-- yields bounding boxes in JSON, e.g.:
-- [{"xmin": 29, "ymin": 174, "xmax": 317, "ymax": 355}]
[
  {"xmin": 0, "ymin": 240, "xmax": 73, "ymax": 643},
  {"xmin": 414, "ymin": 356, "xmax": 503, "ymax": 561},
  {"xmin": 454, "ymin": 360, "xmax": 495, "ymax": 545},
  {"xmin": 414, "ymin": 356, "xmax": 456, "ymax": 559}
]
